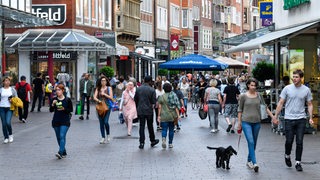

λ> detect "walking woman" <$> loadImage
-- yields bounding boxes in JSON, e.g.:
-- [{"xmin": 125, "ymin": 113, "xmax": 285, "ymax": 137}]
[
  {"xmin": 93, "ymin": 76, "xmax": 113, "ymax": 144},
  {"xmin": 157, "ymin": 83, "xmax": 180, "ymax": 148},
  {"xmin": 204, "ymin": 79, "xmax": 222, "ymax": 133},
  {"xmin": 155, "ymin": 81, "xmax": 164, "ymax": 131},
  {"xmin": 50, "ymin": 83, "xmax": 73, "ymax": 159},
  {"xmin": 121, "ymin": 81, "xmax": 137, "ymax": 136},
  {"xmin": 0, "ymin": 77, "xmax": 17, "ymax": 143},
  {"xmin": 237, "ymin": 78, "xmax": 274, "ymax": 172}
]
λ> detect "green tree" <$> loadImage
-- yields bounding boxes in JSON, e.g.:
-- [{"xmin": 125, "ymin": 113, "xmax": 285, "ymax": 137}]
[
  {"xmin": 252, "ymin": 61, "xmax": 275, "ymax": 82},
  {"xmin": 99, "ymin": 66, "xmax": 114, "ymax": 78}
]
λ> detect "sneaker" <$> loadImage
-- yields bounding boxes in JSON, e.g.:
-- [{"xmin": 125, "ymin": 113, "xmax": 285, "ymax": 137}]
[
  {"xmin": 86, "ymin": 115, "xmax": 89, "ymax": 120},
  {"xmin": 210, "ymin": 129, "xmax": 217, "ymax": 133},
  {"xmin": 3, "ymin": 138, "xmax": 9, "ymax": 144},
  {"xmin": 246, "ymin": 161, "xmax": 254, "ymax": 169},
  {"xmin": 106, "ymin": 135, "xmax": 111, "ymax": 143},
  {"xmin": 162, "ymin": 138, "xmax": 166, "ymax": 148},
  {"xmin": 139, "ymin": 143, "xmax": 144, "ymax": 149},
  {"xmin": 230, "ymin": 130, "xmax": 235, "ymax": 134},
  {"xmin": 62, "ymin": 151, "xmax": 67, "ymax": 158},
  {"xmin": 151, "ymin": 139, "xmax": 159, "ymax": 147},
  {"xmin": 79, "ymin": 116, "xmax": 84, "ymax": 120},
  {"xmin": 169, "ymin": 144, "xmax": 173, "ymax": 148},
  {"xmin": 226, "ymin": 124, "xmax": 232, "ymax": 132},
  {"xmin": 295, "ymin": 163, "xmax": 303, "ymax": 171},
  {"xmin": 20, "ymin": 118, "xmax": 26, "ymax": 123},
  {"xmin": 55, "ymin": 152, "xmax": 62, "ymax": 159},
  {"xmin": 99, "ymin": 138, "xmax": 106, "ymax": 144},
  {"xmin": 253, "ymin": 164, "xmax": 259, "ymax": 172},
  {"xmin": 285, "ymin": 155, "xmax": 292, "ymax": 167},
  {"xmin": 8, "ymin": 135, "xmax": 13, "ymax": 143}
]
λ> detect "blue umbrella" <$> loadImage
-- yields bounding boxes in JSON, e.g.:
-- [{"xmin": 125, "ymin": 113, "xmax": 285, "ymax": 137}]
[{"xmin": 159, "ymin": 54, "xmax": 228, "ymax": 70}]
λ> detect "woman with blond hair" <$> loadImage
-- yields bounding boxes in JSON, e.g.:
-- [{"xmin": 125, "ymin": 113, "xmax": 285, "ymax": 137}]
[
  {"xmin": 121, "ymin": 81, "xmax": 137, "ymax": 136},
  {"xmin": 204, "ymin": 79, "xmax": 222, "ymax": 133},
  {"xmin": 0, "ymin": 77, "xmax": 17, "ymax": 143}
]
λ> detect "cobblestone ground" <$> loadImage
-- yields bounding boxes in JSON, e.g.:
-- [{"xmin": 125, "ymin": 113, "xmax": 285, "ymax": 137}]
[{"xmin": 0, "ymin": 103, "xmax": 320, "ymax": 180}]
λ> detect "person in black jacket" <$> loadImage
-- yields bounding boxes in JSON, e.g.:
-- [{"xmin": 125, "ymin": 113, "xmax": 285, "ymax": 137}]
[
  {"xmin": 135, "ymin": 76, "xmax": 159, "ymax": 149},
  {"xmin": 50, "ymin": 83, "xmax": 73, "ymax": 159}
]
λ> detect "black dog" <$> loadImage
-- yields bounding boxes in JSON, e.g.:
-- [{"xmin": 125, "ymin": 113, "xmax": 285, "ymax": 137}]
[{"xmin": 207, "ymin": 146, "xmax": 237, "ymax": 170}]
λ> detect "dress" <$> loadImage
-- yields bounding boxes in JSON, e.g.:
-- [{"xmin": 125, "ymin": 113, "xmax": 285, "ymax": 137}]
[{"xmin": 122, "ymin": 90, "xmax": 137, "ymax": 122}]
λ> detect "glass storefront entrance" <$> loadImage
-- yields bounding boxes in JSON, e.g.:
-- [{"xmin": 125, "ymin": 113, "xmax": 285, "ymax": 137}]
[{"xmin": 31, "ymin": 52, "xmax": 77, "ymax": 99}]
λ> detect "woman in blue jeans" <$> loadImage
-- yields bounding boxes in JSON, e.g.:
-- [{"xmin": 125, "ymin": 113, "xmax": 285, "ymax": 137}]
[
  {"xmin": 50, "ymin": 83, "xmax": 73, "ymax": 159},
  {"xmin": 93, "ymin": 76, "xmax": 113, "ymax": 144},
  {"xmin": 237, "ymin": 78, "xmax": 274, "ymax": 172},
  {"xmin": 0, "ymin": 77, "xmax": 17, "ymax": 144},
  {"xmin": 157, "ymin": 83, "xmax": 180, "ymax": 149}
]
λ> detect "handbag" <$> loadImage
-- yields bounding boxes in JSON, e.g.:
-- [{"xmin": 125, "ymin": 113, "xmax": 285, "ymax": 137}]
[
  {"xmin": 258, "ymin": 93, "xmax": 268, "ymax": 120},
  {"xmin": 203, "ymin": 104, "xmax": 209, "ymax": 112},
  {"xmin": 96, "ymin": 100, "xmax": 108, "ymax": 117},
  {"xmin": 198, "ymin": 105, "xmax": 207, "ymax": 120}
]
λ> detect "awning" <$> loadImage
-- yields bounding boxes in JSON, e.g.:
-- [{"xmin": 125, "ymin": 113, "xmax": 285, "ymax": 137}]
[
  {"xmin": 9, "ymin": 29, "xmax": 115, "ymax": 52},
  {"xmin": 215, "ymin": 56, "xmax": 249, "ymax": 67},
  {"xmin": 222, "ymin": 26, "xmax": 272, "ymax": 46},
  {"xmin": 0, "ymin": 5, "xmax": 57, "ymax": 28},
  {"xmin": 225, "ymin": 21, "xmax": 319, "ymax": 53},
  {"xmin": 116, "ymin": 43, "xmax": 129, "ymax": 56},
  {"xmin": 129, "ymin": 52, "xmax": 165, "ymax": 63}
]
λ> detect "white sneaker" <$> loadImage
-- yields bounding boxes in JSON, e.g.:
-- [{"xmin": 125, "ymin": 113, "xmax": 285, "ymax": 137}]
[
  {"xmin": 247, "ymin": 161, "xmax": 254, "ymax": 169},
  {"xmin": 99, "ymin": 138, "xmax": 106, "ymax": 144},
  {"xmin": 107, "ymin": 135, "xmax": 111, "ymax": 143},
  {"xmin": 8, "ymin": 135, "xmax": 13, "ymax": 143},
  {"xmin": 3, "ymin": 139, "xmax": 9, "ymax": 144},
  {"xmin": 169, "ymin": 144, "xmax": 173, "ymax": 148},
  {"xmin": 210, "ymin": 129, "xmax": 217, "ymax": 133}
]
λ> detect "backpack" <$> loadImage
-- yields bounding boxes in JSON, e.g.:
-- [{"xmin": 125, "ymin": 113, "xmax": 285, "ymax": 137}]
[
  {"xmin": 18, "ymin": 83, "xmax": 28, "ymax": 100},
  {"xmin": 45, "ymin": 83, "xmax": 53, "ymax": 93}
]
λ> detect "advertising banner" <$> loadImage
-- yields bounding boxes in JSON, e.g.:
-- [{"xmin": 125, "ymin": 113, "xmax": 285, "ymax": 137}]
[
  {"xmin": 170, "ymin": 34, "xmax": 179, "ymax": 51},
  {"xmin": 259, "ymin": 1, "xmax": 273, "ymax": 19},
  {"xmin": 289, "ymin": 49, "xmax": 304, "ymax": 82}
]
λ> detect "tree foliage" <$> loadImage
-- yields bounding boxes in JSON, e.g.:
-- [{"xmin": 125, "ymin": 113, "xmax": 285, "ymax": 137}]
[
  {"xmin": 252, "ymin": 61, "xmax": 275, "ymax": 82},
  {"xmin": 100, "ymin": 66, "xmax": 114, "ymax": 78}
]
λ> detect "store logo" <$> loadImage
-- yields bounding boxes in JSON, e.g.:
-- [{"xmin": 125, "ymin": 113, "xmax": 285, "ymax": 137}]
[{"xmin": 32, "ymin": 4, "xmax": 66, "ymax": 25}]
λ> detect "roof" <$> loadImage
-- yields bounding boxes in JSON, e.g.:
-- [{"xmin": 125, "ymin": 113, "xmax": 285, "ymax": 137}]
[{"xmin": 9, "ymin": 29, "xmax": 115, "ymax": 52}]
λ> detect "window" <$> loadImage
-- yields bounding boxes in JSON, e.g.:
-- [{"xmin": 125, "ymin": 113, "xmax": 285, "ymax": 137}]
[
  {"xmin": 76, "ymin": 0, "xmax": 111, "ymax": 29},
  {"xmin": 141, "ymin": 0, "xmax": 152, "ymax": 12},
  {"xmin": 139, "ymin": 23, "xmax": 153, "ymax": 41},
  {"xmin": 170, "ymin": 4, "xmax": 180, "ymax": 28},
  {"xmin": 157, "ymin": 6, "xmax": 167, "ymax": 30},
  {"xmin": 208, "ymin": 1, "xmax": 211, "ymax": 19},
  {"xmin": 182, "ymin": 9, "xmax": 188, "ymax": 28},
  {"xmin": 203, "ymin": 29, "xmax": 212, "ymax": 49},
  {"xmin": 202, "ymin": 0, "xmax": 205, "ymax": 17},
  {"xmin": 193, "ymin": 6, "xmax": 200, "ymax": 20}
]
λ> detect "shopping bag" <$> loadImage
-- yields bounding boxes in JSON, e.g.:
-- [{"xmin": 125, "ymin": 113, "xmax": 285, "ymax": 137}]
[{"xmin": 75, "ymin": 101, "xmax": 82, "ymax": 115}]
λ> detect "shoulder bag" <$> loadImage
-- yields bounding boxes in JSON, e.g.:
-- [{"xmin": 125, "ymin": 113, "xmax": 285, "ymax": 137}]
[
  {"xmin": 161, "ymin": 95, "xmax": 179, "ymax": 125},
  {"xmin": 96, "ymin": 88, "xmax": 109, "ymax": 117},
  {"xmin": 258, "ymin": 93, "xmax": 268, "ymax": 120}
]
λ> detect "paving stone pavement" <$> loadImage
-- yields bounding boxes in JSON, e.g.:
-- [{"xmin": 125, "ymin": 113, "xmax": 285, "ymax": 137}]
[{"xmin": 0, "ymin": 103, "xmax": 320, "ymax": 180}]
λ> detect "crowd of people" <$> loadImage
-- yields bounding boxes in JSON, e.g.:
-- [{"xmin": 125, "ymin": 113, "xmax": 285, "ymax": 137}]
[{"xmin": 0, "ymin": 69, "xmax": 313, "ymax": 173}]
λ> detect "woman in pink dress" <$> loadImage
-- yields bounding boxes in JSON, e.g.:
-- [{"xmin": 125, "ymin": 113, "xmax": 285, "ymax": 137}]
[{"xmin": 122, "ymin": 82, "xmax": 137, "ymax": 136}]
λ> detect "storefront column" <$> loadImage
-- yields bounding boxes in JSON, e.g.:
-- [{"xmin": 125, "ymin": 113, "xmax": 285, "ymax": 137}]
[
  {"xmin": 76, "ymin": 51, "xmax": 88, "ymax": 101},
  {"xmin": 18, "ymin": 51, "xmax": 30, "ymax": 83},
  {"xmin": 48, "ymin": 51, "xmax": 53, "ymax": 83},
  {"xmin": 274, "ymin": 42, "xmax": 280, "ymax": 87}
]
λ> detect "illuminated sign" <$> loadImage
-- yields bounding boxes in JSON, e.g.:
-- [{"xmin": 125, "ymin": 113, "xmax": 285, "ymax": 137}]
[
  {"xmin": 32, "ymin": 4, "xmax": 66, "ymax": 25},
  {"xmin": 283, "ymin": 0, "xmax": 310, "ymax": 10},
  {"xmin": 259, "ymin": 1, "xmax": 273, "ymax": 19}
]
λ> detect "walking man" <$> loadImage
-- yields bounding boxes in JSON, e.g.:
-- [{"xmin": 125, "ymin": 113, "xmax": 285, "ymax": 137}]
[
  {"xmin": 273, "ymin": 69, "xmax": 313, "ymax": 172},
  {"xmin": 135, "ymin": 76, "xmax": 159, "ymax": 149},
  {"xmin": 79, "ymin": 73, "xmax": 94, "ymax": 120},
  {"xmin": 15, "ymin": 76, "xmax": 32, "ymax": 123},
  {"xmin": 31, "ymin": 73, "xmax": 44, "ymax": 112}
]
